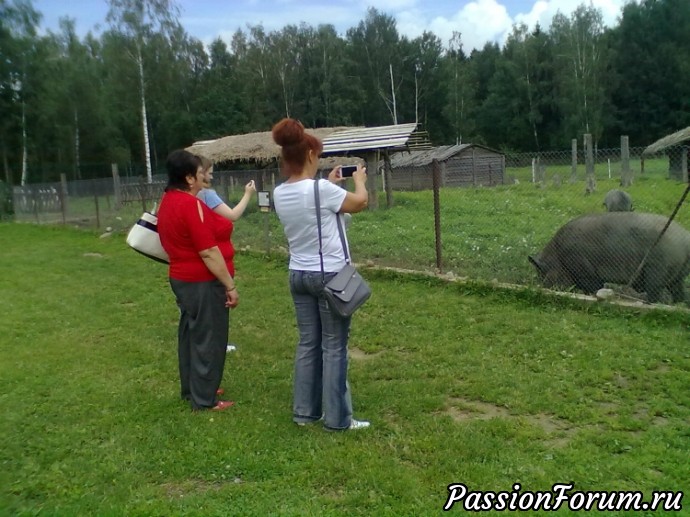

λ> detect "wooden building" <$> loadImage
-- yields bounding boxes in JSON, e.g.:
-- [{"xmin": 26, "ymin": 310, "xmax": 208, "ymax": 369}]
[{"xmin": 386, "ymin": 144, "xmax": 505, "ymax": 191}]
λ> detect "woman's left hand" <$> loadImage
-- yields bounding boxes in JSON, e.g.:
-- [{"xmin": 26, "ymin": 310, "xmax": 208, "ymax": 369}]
[
  {"xmin": 244, "ymin": 180, "xmax": 256, "ymax": 194},
  {"xmin": 328, "ymin": 167, "xmax": 344, "ymax": 184}
]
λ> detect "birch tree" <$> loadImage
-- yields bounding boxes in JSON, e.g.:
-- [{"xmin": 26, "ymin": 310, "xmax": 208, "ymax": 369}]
[
  {"xmin": 0, "ymin": 0, "xmax": 40, "ymax": 185},
  {"xmin": 347, "ymin": 8, "xmax": 402, "ymax": 125},
  {"xmin": 550, "ymin": 5, "xmax": 608, "ymax": 144},
  {"xmin": 106, "ymin": 0, "xmax": 181, "ymax": 183}
]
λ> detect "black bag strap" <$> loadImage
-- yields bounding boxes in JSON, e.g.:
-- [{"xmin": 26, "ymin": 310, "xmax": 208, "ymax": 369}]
[{"xmin": 314, "ymin": 179, "xmax": 351, "ymax": 284}]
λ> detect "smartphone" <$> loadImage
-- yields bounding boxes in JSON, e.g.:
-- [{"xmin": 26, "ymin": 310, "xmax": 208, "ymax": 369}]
[{"xmin": 341, "ymin": 165, "xmax": 357, "ymax": 178}]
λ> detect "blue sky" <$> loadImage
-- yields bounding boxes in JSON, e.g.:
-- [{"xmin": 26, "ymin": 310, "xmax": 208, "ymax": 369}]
[{"xmin": 33, "ymin": 0, "xmax": 636, "ymax": 52}]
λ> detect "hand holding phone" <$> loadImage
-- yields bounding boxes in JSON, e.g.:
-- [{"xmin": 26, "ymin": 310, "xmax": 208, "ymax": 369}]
[{"xmin": 340, "ymin": 165, "xmax": 358, "ymax": 178}]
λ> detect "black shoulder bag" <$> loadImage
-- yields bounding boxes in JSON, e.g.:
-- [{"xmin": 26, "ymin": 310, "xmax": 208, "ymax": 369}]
[{"xmin": 314, "ymin": 179, "xmax": 371, "ymax": 318}]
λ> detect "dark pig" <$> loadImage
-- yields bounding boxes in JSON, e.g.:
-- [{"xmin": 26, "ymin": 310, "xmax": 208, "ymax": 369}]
[
  {"xmin": 603, "ymin": 189, "xmax": 633, "ymax": 212},
  {"xmin": 529, "ymin": 212, "xmax": 690, "ymax": 303}
]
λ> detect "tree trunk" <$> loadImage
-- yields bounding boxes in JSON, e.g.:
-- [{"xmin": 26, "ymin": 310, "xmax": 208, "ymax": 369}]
[
  {"xmin": 21, "ymin": 102, "xmax": 28, "ymax": 186},
  {"xmin": 137, "ymin": 47, "xmax": 153, "ymax": 183},
  {"xmin": 389, "ymin": 63, "xmax": 397, "ymax": 124},
  {"xmin": 74, "ymin": 109, "xmax": 81, "ymax": 180}
]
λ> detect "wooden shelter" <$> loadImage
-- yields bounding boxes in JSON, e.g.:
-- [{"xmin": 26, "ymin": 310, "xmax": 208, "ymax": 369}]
[
  {"xmin": 186, "ymin": 126, "xmax": 357, "ymax": 169},
  {"xmin": 186, "ymin": 123, "xmax": 432, "ymax": 208},
  {"xmin": 386, "ymin": 144, "xmax": 505, "ymax": 191},
  {"xmin": 642, "ymin": 126, "xmax": 690, "ymax": 181},
  {"xmin": 320, "ymin": 123, "xmax": 432, "ymax": 208}
]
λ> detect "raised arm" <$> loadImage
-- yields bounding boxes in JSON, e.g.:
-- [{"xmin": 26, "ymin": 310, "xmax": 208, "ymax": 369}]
[{"xmin": 213, "ymin": 180, "xmax": 256, "ymax": 221}]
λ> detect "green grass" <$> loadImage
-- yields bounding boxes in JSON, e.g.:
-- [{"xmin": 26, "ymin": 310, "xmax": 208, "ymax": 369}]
[
  {"xmin": 230, "ymin": 173, "xmax": 690, "ymax": 289},
  {"xmin": 1, "ymin": 223, "xmax": 688, "ymax": 516}
]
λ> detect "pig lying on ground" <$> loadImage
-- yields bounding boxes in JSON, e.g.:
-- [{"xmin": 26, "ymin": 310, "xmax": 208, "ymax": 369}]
[{"xmin": 529, "ymin": 212, "xmax": 690, "ymax": 303}]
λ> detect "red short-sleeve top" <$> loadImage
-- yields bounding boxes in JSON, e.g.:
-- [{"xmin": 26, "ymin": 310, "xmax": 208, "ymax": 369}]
[{"xmin": 157, "ymin": 189, "xmax": 235, "ymax": 282}]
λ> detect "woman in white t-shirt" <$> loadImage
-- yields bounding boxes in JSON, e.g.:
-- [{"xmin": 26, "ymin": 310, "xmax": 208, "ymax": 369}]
[{"xmin": 272, "ymin": 118, "xmax": 370, "ymax": 431}]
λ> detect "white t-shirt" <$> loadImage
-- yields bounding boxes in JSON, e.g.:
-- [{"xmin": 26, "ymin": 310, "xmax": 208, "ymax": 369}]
[{"xmin": 274, "ymin": 179, "xmax": 348, "ymax": 272}]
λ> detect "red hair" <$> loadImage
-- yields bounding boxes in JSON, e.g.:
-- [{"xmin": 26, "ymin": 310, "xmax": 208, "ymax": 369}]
[{"xmin": 271, "ymin": 118, "xmax": 323, "ymax": 177}]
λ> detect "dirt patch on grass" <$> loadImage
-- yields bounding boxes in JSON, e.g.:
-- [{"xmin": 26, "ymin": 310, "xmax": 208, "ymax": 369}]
[
  {"xmin": 349, "ymin": 347, "xmax": 383, "ymax": 361},
  {"xmin": 445, "ymin": 397, "xmax": 510, "ymax": 421},
  {"xmin": 445, "ymin": 398, "xmax": 584, "ymax": 449}
]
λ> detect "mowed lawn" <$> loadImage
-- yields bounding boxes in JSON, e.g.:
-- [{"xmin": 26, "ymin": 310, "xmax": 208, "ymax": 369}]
[{"xmin": 0, "ymin": 223, "xmax": 688, "ymax": 516}]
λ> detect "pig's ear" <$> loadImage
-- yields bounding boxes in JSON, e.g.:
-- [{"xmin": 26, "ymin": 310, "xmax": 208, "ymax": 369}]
[{"xmin": 528, "ymin": 255, "xmax": 545, "ymax": 274}]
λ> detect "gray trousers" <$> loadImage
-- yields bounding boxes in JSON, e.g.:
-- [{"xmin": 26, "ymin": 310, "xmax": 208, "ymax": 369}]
[
  {"xmin": 289, "ymin": 270, "xmax": 353, "ymax": 430},
  {"xmin": 170, "ymin": 278, "xmax": 228, "ymax": 410}
]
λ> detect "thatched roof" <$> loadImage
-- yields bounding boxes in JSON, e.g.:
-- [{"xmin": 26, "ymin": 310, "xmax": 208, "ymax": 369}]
[
  {"xmin": 186, "ymin": 126, "xmax": 359, "ymax": 167},
  {"xmin": 643, "ymin": 126, "xmax": 690, "ymax": 155}
]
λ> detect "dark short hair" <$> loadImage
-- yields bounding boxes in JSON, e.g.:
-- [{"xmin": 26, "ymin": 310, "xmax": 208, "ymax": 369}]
[{"xmin": 166, "ymin": 150, "xmax": 202, "ymax": 191}]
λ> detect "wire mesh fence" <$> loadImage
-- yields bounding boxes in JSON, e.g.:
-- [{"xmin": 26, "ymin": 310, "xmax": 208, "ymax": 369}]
[{"xmin": 8, "ymin": 143, "xmax": 690, "ymax": 305}]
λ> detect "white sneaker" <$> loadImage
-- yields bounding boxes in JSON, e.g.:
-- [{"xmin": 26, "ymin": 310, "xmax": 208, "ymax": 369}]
[
  {"xmin": 349, "ymin": 419, "xmax": 370, "ymax": 430},
  {"xmin": 226, "ymin": 344, "xmax": 237, "ymax": 352}
]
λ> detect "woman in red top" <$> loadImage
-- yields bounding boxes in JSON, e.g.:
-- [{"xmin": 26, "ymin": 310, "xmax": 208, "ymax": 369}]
[{"xmin": 157, "ymin": 150, "xmax": 238, "ymax": 411}]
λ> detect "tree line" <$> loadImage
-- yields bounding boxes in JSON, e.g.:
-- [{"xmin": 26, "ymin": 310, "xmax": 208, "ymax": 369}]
[{"xmin": 1, "ymin": 0, "xmax": 689, "ymax": 184}]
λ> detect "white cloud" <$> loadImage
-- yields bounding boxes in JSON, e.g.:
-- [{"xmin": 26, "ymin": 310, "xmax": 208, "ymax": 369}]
[
  {"xmin": 515, "ymin": 0, "xmax": 628, "ymax": 32},
  {"xmin": 427, "ymin": 0, "xmax": 514, "ymax": 52},
  {"xmin": 193, "ymin": 0, "xmax": 639, "ymax": 53}
]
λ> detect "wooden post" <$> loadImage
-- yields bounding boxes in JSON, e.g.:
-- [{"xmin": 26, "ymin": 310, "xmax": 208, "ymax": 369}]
[
  {"xmin": 111, "ymin": 163, "xmax": 121, "ymax": 209},
  {"xmin": 682, "ymin": 146, "xmax": 688, "ymax": 184},
  {"xmin": 432, "ymin": 159, "xmax": 442, "ymax": 272},
  {"xmin": 60, "ymin": 173, "xmax": 68, "ymax": 224},
  {"xmin": 501, "ymin": 154, "xmax": 506, "ymax": 185},
  {"xmin": 621, "ymin": 136, "xmax": 632, "ymax": 187},
  {"xmin": 585, "ymin": 133, "xmax": 596, "ymax": 194},
  {"xmin": 366, "ymin": 151, "xmax": 378, "ymax": 210},
  {"xmin": 471, "ymin": 147, "xmax": 477, "ymax": 186},
  {"xmin": 33, "ymin": 188, "xmax": 39, "ymax": 222},
  {"xmin": 384, "ymin": 151, "xmax": 394, "ymax": 208},
  {"xmin": 94, "ymin": 187, "xmax": 100, "ymax": 228},
  {"xmin": 570, "ymin": 138, "xmax": 578, "ymax": 183}
]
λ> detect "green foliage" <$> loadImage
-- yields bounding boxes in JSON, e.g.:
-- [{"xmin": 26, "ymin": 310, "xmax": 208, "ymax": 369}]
[
  {"xmin": 2, "ymin": 0, "xmax": 690, "ymax": 183},
  {"xmin": 0, "ymin": 223, "xmax": 688, "ymax": 515}
]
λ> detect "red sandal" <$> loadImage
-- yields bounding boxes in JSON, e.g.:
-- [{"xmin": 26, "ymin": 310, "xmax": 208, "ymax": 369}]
[{"xmin": 211, "ymin": 400, "xmax": 235, "ymax": 411}]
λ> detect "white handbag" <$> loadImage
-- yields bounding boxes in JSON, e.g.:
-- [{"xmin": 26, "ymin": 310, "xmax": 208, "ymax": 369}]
[{"xmin": 126, "ymin": 211, "xmax": 169, "ymax": 264}]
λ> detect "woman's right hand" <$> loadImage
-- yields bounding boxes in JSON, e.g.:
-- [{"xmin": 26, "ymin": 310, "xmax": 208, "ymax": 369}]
[
  {"xmin": 352, "ymin": 166, "xmax": 367, "ymax": 183},
  {"xmin": 225, "ymin": 287, "xmax": 239, "ymax": 308},
  {"xmin": 244, "ymin": 180, "xmax": 256, "ymax": 194}
]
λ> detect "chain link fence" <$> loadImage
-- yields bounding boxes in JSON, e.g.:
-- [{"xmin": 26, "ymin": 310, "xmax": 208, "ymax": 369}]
[{"xmin": 9, "ymin": 143, "xmax": 690, "ymax": 304}]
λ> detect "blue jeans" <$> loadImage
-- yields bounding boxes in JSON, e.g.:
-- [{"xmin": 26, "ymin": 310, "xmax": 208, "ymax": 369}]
[{"xmin": 289, "ymin": 270, "xmax": 353, "ymax": 430}]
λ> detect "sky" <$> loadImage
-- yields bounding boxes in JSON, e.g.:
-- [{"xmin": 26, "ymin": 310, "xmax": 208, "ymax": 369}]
[{"xmin": 32, "ymin": 0, "xmax": 638, "ymax": 53}]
